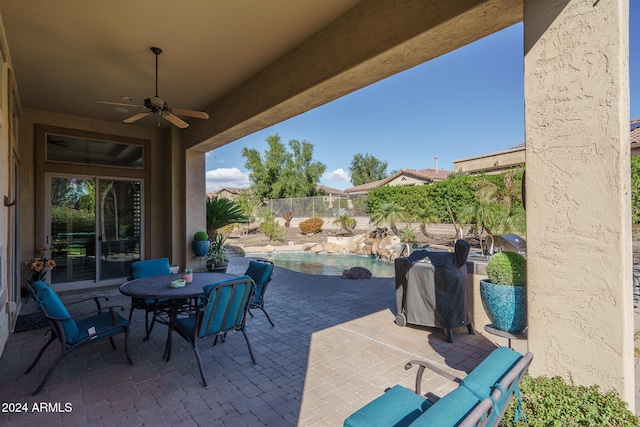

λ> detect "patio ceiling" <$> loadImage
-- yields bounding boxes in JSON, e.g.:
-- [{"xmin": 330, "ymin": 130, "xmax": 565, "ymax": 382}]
[
  {"xmin": 0, "ymin": 1, "xmax": 361, "ymax": 128},
  {"xmin": 0, "ymin": 0, "xmax": 523, "ymax": 151}
]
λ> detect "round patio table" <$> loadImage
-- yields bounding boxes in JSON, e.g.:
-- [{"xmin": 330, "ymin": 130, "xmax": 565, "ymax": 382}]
[{"xmin": 120, "ymin": 272, "xmax": 235, "ymax": 360}]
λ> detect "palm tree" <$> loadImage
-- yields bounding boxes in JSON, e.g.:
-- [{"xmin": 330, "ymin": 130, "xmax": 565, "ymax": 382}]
[
  {"xmin": 458, "ymin": 168, "xmax": 525, "ymax": 236},
  {"xmin": 206, "ymin": 197, "xmax": 248, "ymax": 236},
  {"xmin": 370, "ymin": 201, "xmax": 406, "ymax": 235},
  {"xmin": 333, "ymin": 213, "xmax": 356, "ymax": 234},
  {"xmin": 413, "ymin": 202, "xmax": 440, "ymax": 238}
]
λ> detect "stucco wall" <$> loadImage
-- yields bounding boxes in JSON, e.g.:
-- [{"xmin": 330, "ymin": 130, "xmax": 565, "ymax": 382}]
[{"xmin": 524, "ymin": 0, "xmax": 633, "ymax": 406}]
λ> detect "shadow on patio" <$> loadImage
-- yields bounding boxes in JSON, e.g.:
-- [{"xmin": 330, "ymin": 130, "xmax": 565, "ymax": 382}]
[{"xmin": 0, "ymin": 257, "xmax": 501, "ymax": 426}]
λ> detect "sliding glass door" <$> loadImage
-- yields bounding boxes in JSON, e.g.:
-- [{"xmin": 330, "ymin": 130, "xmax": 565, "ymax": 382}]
[{"xmin": 47, "ymin": 175, "xmax": 142, "ymax": 287}]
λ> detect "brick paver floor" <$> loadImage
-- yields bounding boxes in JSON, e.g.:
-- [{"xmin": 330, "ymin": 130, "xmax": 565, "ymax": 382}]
[{"xmin": 0, "ymin": 256, "xmax": 584, "ymax": 425}]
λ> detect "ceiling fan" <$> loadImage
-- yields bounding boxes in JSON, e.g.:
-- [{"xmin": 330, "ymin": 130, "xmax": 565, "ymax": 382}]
[{"xmin": 98, "ymin": 47, "xmax": 209, "ymax": 129}]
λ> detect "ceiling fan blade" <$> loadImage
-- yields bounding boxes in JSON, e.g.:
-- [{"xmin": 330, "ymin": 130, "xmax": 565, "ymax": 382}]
[
  {"xmin": 172, "ymin": 108, "xmax": 209, "ymax": 120},
  {"xmin": 163, "ymin": 113, "xmax": 189, "ymax": 129},
  {"xmin": 123, "ymin": 112, "xmax": 151, "ymax": 123},
  {"xmin": 97, "ymin": 101, "xmax": 146, "ymax": 109}
]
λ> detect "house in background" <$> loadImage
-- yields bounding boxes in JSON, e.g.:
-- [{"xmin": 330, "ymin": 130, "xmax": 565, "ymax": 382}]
[
  {"xmin": 455, "ymin": 119, "xmax": 640, "ymax": 175},
  {"xmin": 216, "ymin": 187, "xmax": 244, "ymax": 201},
  {"xmin": 316, "ymin": 184, "xmax": 346, "ymax": 196},
  {"xmin": 344, "ymin": 167, "xmax": 450, "ymax": 195}
]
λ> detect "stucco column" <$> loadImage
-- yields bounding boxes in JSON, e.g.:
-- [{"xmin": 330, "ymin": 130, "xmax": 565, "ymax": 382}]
[
  {"xmin": 524, "ymin": 0, "xmax": 632, "ymax": 407},
  {"xmin": 184, "ymin": 147, "xmax": 207, "ymax": 271}
]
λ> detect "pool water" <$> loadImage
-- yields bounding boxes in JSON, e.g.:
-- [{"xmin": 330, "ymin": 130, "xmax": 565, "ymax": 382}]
[{"xmin": 236, "ymin": 252, "xmax": 395, "ymax": 277}]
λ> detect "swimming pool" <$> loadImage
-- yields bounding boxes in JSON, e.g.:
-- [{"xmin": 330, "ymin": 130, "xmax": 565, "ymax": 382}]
[{"xmin": 236, "ymin": 251, "xmax": 395, "ymax": 277}]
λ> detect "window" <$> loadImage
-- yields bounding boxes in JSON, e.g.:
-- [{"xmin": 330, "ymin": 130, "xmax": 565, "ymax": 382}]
[{"xmin": 46, "ymin": 134, "xmax": 143, "ymax": 169}]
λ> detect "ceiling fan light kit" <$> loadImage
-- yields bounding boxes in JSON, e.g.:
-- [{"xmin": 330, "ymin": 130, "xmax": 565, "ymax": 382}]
[{"xmin": 97, "ymin": 46, "xmax": 209, "ymax": 128}]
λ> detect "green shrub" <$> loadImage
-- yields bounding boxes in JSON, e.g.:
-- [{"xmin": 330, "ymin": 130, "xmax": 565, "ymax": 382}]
[
  {"xmin": 193, "ymin": 231, "xmax": 209, "ymax": 241},
  {"xmin": 260, "ymin": 219, "xmax": 284, "ymax": 241},
  {"xmin": 486, "ymin": 251, "xmax": 526, "ymax": 286},
  {"xmin": 398, "ymin": 225, "xmax": 417, "ymax": 243},
  {"xmin": 502, "ymin": 375, "xmax": 639, "ymax": 426},
  {"xmin": 258, "ymin": 209, "xmax": 284, "ymax": 241},
  {"xmin": 300, "ymin": 217, "xmax": 324, "ymax": 234}
]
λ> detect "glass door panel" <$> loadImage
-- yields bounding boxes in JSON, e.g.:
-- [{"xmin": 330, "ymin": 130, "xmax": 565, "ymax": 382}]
[
  {"xmin": 49, "ymin": 178, "xmax": 97, "ymax": 285},
  {"xmin": 98, "ymin": 179, "xmax": 141, "ymax": 281}
]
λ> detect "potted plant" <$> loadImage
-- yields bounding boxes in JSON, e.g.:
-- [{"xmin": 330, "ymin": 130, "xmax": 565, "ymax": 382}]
[
  {"xmin": 480, "ymin": 251, "xmax": 527, "ymax": 333},
  {"xmin": 181, "ymin": 268, "xmax": 193, "ymax": 284},
  {"xmin": 192, "ymin": 231, "xmax": 209, "ymax": 257},
  {"xmin": 206, "ymin": 233, "xmax": 229, "ymax": 273}
]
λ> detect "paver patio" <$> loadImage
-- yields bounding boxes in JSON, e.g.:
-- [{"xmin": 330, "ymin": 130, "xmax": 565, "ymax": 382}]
[{"xmin": 0, "ymin": 256, "xmax": 634, "ymax": 426}]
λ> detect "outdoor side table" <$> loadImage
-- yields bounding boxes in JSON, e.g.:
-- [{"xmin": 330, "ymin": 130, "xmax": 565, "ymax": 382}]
[{"xmin": 483, "ymin": 324, "xmax": 528, "ymax": 349}]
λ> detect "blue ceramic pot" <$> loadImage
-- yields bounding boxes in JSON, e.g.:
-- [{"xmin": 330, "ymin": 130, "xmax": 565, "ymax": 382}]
[
  {"xmin": 480, "ymin": 279, "xmax": 527, "ymax": 333},
  {"xmin": 192, "ymin": 240, "xmax": 209, "ymax": 257}
]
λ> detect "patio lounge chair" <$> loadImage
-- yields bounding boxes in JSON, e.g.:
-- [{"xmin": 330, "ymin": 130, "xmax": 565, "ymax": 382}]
[
  {"xmin": 344, "ymin": 346, "xmax": 533, "ymax": 427},
  {"xmin": 172, "ymin": 275, "xmax": 256, "ymax": 386},
  {"xmin": 244, "ymin": 259, "xmax": 275, "ymax": 326},
  {"xmin": 128, "ymin": 257, "xmax": 172, "ymax": 340},
  {"xmin": 24, "ymin": 280, "xmax": 133, "ymax": 395}
]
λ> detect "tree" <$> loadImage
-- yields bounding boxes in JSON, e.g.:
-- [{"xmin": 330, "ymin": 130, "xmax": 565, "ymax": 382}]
[
  {"xmin": 370, "ymin": 200, "xmax": 407, "ymax": 235},
  {"xmin": 349, "ymin": 153, "xmax": 388, "ymax": 186},
  {"xmin": 333, "ymin": 213, "xmax": 356, "ymax": 234},
  {"xmin": 242, "ymin": 134, "xmax": 326, "ymax": 199},
  {"xmin": 206, "ymin": 197, "xmax": 248, "ymax": 236},
  {"xmin": 457, "ymin": 168, "xmax": 525, "ymax": 236}
]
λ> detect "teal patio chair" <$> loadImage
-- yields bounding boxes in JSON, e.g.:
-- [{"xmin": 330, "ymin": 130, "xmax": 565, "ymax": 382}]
[
  {"xmin": 344, "ymin": 346, "xmax": 533, "ymax": 427},
  {"xmin": 128, "ymin": 257, "xmax": 171, "ymax": 340},
  {"xmin": 172, "ymin": 275, "xmax": 256, "ymax": 386},
  {"xmin": 24, "ymin": 280, "xmax": 133, "ymax": 395},
  {"xmin": 244, "ymin": 259, "xmax": 275, "ymax": 326}
]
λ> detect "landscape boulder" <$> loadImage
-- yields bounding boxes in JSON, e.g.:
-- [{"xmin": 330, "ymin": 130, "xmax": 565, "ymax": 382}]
[{"xmin": 342, "ymin": 266, "xmax": 373, "ymax": 280}]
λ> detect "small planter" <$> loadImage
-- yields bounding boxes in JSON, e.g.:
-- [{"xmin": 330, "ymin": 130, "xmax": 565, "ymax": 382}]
[
  {"xmin": 207, "ymin": 262, "xmax": 228, "ymax": 274},
  {"xmin": 181, "ymin": 273, "xmax": 193, "ymax": 284},
  {"xmin": 480, "ymin": 279, "xmax": 527, "ymax": 333},
  {"xmin": 192, "ymin": 240, "xmax": 209, "ymax": 257}
]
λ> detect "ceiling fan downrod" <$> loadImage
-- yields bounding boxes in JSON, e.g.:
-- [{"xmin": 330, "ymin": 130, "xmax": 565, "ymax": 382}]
[{"xmin": 151, "ymin": 47, "xmax": 162, "ymax": 97}]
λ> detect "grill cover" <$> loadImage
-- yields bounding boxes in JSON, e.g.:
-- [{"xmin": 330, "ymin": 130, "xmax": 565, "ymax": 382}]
[{"xmin": 395, "ymin": 240, "xmax": 471, "ymax": 329}]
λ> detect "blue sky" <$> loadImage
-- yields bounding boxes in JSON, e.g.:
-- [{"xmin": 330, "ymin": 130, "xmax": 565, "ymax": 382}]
[{"xmin": 206, "ymin": 14, "xmax": 639, "ymax": 192}]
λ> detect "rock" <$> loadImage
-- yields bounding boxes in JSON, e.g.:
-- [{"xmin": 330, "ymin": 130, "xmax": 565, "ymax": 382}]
[
  {"xmin": 310, "ymin": 244, "xmax": 323, "ymax": 253},
  {"xmin": 264, "ymin": 245, "xmax": 276, "ymax": 253},
  {"xmin": 342, "ymin": 266, "xmax": 372, "ymax": 279},
  {"xmin": 324, "ymin": 242, "xmax": 343, "ymax": 254},
  {"xmin": 302, "ymin": 243, "xmax": 316, "ymax": 251}
]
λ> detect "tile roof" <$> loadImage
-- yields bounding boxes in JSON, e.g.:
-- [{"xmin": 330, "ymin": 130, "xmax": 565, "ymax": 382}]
[
  {"xmin": 344, "ymin": 168, "xmax": 450, "ymax": 193},
  {"xmin": 631, "ymin": 118, "xmax": 640, "ymax": 144},
  {"xmin": 316, "ymin": 184, "xmax": 346, "ymax": 195}
]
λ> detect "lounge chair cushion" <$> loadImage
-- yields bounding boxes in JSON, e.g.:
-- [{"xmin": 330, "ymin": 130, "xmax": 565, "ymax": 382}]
[
  {"xmin": 74, "ymin": 311, "xmax": 129, "ymax": 345},
  {"xmin": 410, "ymin": 386, "xmax": 480, "ymax": 426},
  {"xmin": 460, "ymin": 346, "xmax": 522, "ymax": 399},
  {"xmin": 343, "ymin": 385, "xmax": 433, "ymax": 427},
  {"xmin": 31, "ymin": 280, "xmax": 80, "ymax": 344}
]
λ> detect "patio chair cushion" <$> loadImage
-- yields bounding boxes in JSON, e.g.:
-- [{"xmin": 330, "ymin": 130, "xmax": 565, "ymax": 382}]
[
  {"xmin": 178, "ymin": 275, "xmax": 253, "ymax": 339},
  {"xmin": 343, "ymin": 384, "xmax": 433, "ymax": 427},
  {"xmin": 30, "ymin": 280, "xmax": 79, "ymax": 344},
  {"xmin": 74, "ymin": 311, "xmax": 129, "ymax": 344},
  {"xmin": 131, "ymin": 257, "xmax": 171, "ymax": 278},
  {"xmin": 409, "ymin": 386, "xmax": 480, "ymax": 426},
  {"xmin": 245, "ymin": 261, "xmax": 274, "ymax": 301},
  {"xmin": 460, "ymin": 346, "xmax": 522, "ymax": 399}
]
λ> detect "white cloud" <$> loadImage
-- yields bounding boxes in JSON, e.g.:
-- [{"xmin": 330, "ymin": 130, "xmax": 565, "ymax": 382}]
[
  {"xmin": 206, "ymin": 168, "xmax": 251, "ymax": 192},
  {"xmin": 322, "ymin": 168, "xmax": 350, "ymax": 182}
]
